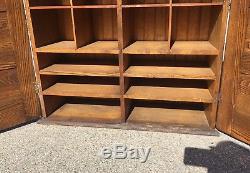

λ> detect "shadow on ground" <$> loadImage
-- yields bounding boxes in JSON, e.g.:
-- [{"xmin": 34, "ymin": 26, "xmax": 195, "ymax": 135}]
[{"xmin": 184, "ymin": 141, "xmax": 250, "ymax": 173}]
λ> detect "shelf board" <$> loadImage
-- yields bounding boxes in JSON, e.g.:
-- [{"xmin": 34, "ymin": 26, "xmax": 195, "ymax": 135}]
[
  {"xmin": 36, "ymin": 41, "xmax": 76, "ymax": 53},
  {"xmin": 77, "ymin": 41, "xmax": 119, "ymax": 54},
  {"xmin": 73, "ymin": 5, "xmax": 117, "ymax": 8},
  {"xmin": 122, "ymin": 4, "xmax": 170, "ymax": 8},
  {"xmin": 172, "ymin": 2, "xmax": 223, "ymax": 7},
  {"xmin": 128, "ymin": 107, "xmax": 210, "ymax": 129},
  {"xmin": 171, "ymin": 41, "xmax": 219, "ymax": 55},
  {"xmin": 123, "ymin": 41, "xmax": 169, "ymax": 54},
  {"xmin": 43, "ymin": 83, "xmax": 120, "ymax": 99},
  {"xmin": 47, "ymin": 104, "xmax": 121, "ymax": 123},
  {"xmin": 29, "ymin": 6, "xmax": 72, "ymax": 10},
  {"xmin": 40, "ymin": 64, "xmax": 120, "ymax": 77},
  {"xmin": 124, "ymin": 66, "xmax": 216, "ymax": 80},
  {"xmin": 124, "ymin": 86, "xmax": 213, "ymax": 103}
]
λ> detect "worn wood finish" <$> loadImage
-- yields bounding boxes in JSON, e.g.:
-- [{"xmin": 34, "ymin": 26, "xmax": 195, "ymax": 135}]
[
  {"xmin": 0, "ymin": 0, "xmax": 40, "ymax": 131},
  {"xmin": 217, "ymin": 0, "xmax": 250, "ymax": 144},
  {"xmin": 25, "ymin": 0, "xmax": 227, "ymax": 132},
  {"xmin": 128, "ymin": 107, "xmax": 210, "ymax": 129},
  {"xmin": 47, "ymin": 104, "xmax": 121, "ymax": 123}
]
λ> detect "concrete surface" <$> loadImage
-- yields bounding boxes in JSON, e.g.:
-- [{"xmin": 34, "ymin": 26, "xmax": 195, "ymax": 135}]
[{"xmin": 0, "ymin": 123, "xmax": 250, "ymax": 173}]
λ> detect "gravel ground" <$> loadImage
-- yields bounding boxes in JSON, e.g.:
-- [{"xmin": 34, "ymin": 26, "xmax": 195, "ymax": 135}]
[{"xmin": 0, "ymin": 123, "xmax": 250, "ymax": 173}]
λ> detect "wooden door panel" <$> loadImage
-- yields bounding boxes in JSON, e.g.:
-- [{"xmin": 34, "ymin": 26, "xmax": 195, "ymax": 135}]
[
  {"xmin": 217, "ymin": 0, "xmax": 250, "ymax": 144},
  {"xmin": 0, "ymin": 0, "xmax": 41, "ymax": 131}
]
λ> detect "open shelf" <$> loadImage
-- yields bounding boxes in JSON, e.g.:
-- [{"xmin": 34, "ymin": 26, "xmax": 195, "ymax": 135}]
[
  {"xmin": 122, "ymin": 7, "xmax": 170, "ymax": 54},
  {"xmin": 172, "ymin": 0, "xmax": 223, "ymax": 7},
  {"xmin": 124, "ymin": 66, "xmax": 216, "ymax": 80},
  {"xmin": 170, "ymin": 41, "xmax": 219, "ymax": 55},
  {"xmin": 123, "ymin": 41, "xmax": 169, "ymax": 54},
  {"xmin": 122, "ymin": 0, "xmax": 169, "ymax": 5},
  {"xmin": 43, "ymin": 83, "xmax": 120, "ymax": 99},
  {"xmin": 40, "ymin": 64, "xmax": 120, "ymax": 77},
  {"xmin": 47, "ymin": 103, "xmax": 121, "ymax": 123},
  {"xmin": 77, "ymin": 41, "xmax": 119, "ymax": 54},
  {"xmin": 30, "ymin": 9, "xmax": 76, "ymax": 50},
  {"xmin": 73, "ymin": 8, "xmax": 118, "ymax": 54},
  {"xmin": 36, "ymin": 41, "xmax": 76, "ymax": 53},
  {"xmin": 128, "ymin": 107, "xmax": 209, "ymax": 129},
  {"xmin": 124, "ymin": 86, "xmax": 213, "ymax": 103},
  {"xmin": 73, "ymin": 0, "xmax": 117, "ymax": 5},
  {"xmin": 29, "ymin": 0, "xmax": 71, "ymax": 7}
]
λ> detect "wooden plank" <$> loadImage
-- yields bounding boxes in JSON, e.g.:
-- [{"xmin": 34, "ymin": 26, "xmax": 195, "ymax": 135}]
[
  {"xmin": 172, "ymin": 2, "xmax": 223, "ymax": 7},
  {"xmin": 124, "ymin": 86, "xmax": 213, "ymax": 103},
  {"xmin": 43, "ymin": 83, "xmax": 121, "ymax": 98},
  {"xmin": 77, "ymin": 41, "xmax": 119, "ymax": 54},
  {"xmin": 47, "ymin": 104, "xmax": 122, "ymax": 123},
  {"xmin": 122, "ymin": 4, "xmax": 170, "ymax": 8},
  {"xmin": 36, "ymin": 41, "xmax": 76, "ymax": 53},
  {"xmin": 124, "ymin": 66, "xmax": 216, "ymax": 80},
  {"xmin": 73, "ymin": 5, "xmax": 117, "ymax": 8},
  {"xmin": 123, "ymin": 41, "xmax": 169, "ymax": 54},
  {"xmin": 171, "ymin": 41, "xmax": 219, "ymax": 55},
  {"xmin": 128, "ymin": 107, "xmax": 210, "ymax": 129},
  {"xmin": 40, "ymin": 64, "xmax": 120, "ymax": 77}
]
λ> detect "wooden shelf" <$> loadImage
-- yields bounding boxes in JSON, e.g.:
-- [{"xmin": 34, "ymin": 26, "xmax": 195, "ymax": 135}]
[
  {"xmin": 171, "ymin": 41, "xmax": 219, "ymax": 55},
  {"xmin": 124, "ymin": 66, "xmax": 216, "ymax": 80},
  {"xmin": 122, "ymin": 4, "xmax": 170, "ymax": 8},
  {"xmin": 77, "ymin": 41, "xmax": 119, "ymax": 54},
  {"xmin": 29, "ymin": 6, "xmax": 72, "ymax": 10},
  {"xmin": 128, "ymin": 107, "xmax": 210, "ymax": 129},
  {"xmin": 123, "ymin": 41, "xmax": 169, "ymax": 54},
  {"xmin": 36, "ymin": 41, "xmax": 76, "ymax": 53},
  {"xmin": 43, "ymin": 83, "xmax": 120, "ymax": 99},
  {"xmin": 47, "ymin": 104, "xmax": 121, "ymax": 123},
  {"xmin": 73, "ymin": 5, "xmax": 117, "ymax": 9},
  {"xmin": 40, "ymin": 64, "xmax": 120, "ymax": 77},
  {"xmin": 172, "ymin": 2, "xmax": 223, "ymax": 7},
  {"xmin": 36, "ymin": 41, "xmax": 119, "ymax": 54},
  {"xmin": 124, "ymin": 86, "xmax": 213, "ymax": 103}
]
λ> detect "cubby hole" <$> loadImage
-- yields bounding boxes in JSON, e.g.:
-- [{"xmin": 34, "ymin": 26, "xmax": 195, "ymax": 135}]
[
  {"xmin": 29, "ymin": 0, "xmax": 71, "ymax": 7},
  {"xmin": 122, "ymin": 7, "xmax": 170, "ymax": 54},
  {"xmin": 30, "ymin": 9, "xmax": 75, "ymax": 51},
  {"xmin": 123, "ymin": 55, "xmax": 216, "ymax": 80},
  {"xmin": 37, "ymin": 53, "xmax": 120, "ymax": 77},
  {"xmin": 44, "ymin": 96, "xmax": 122, "ymax": 123},
  {"xmin": 170, "ymin": 6, "xmax": 223, "ymax": 55},
  {"xmin": 172, "ymin": 0, "xmax": 223, "ymax": 5},
  {"xmin": 73, "ymin": 0, "xmax": 117, "ymax": 5},
  {"xmin": 126, "ymin": 99, "xmax": 211, "ymax": 129},
  {"xmin": 122, "ymin": 0, "xmax": 169, "ymax": 5},
  {"xmin": 40, "ymin": 75, "xmax": 120, "ymax": 100},
  {"xmin": 73, "ymin": 8, "xmax": 119, "ymax": 54}
]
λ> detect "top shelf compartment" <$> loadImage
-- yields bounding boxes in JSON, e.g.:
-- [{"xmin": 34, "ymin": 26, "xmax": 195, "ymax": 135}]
[
  {"xmin": 73, "ymin": 0, "xmax": 117, "ymax": 5},
  {"xmin": 29, "ymin": 0, "xmax": 71, "ymax": 7},
  {"xmin": 172, "ymin": 0, "xmax": 223, "ymax": 7}
]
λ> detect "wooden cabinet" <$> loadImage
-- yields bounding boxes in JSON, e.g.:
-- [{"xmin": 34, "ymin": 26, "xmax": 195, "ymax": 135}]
[
  {"xmin": 1, "ymin": 0, "xmax": 249, "ymax": 144},
  {"xmin": 23, "ymin": 0, "xmax": 226, "ymax": 132}
]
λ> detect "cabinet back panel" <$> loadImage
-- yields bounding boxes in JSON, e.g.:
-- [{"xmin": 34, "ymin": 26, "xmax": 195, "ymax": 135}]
[{"xmin": 172, "ymin": 7, "xmax": 222, "ymax": 41}]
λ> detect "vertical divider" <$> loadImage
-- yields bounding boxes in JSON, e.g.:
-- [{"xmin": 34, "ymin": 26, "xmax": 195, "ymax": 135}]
[
  {"xmin": 168, "ymin": 0, "xmax": 173, "ymax": 51},
  {"xmin": 23, "ymin": 0, "xmax": 46, "ymax": 117},
  {"xmin": 117, "ymin": 0, "xmax": 130, "ymax": 122},
  {"xmin": 70, "ymin": 0, "xmax": 77, "ymax": 49}
]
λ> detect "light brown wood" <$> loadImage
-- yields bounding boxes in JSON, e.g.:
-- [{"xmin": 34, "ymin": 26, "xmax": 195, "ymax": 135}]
[
  {"xmin": 125, "ymin": 86, "xmax": 213, "ymax": 103},
  {"xmin": 124, "ymin": 66, "xmax": 216, "ymax": 80},
  {"xmin": 123, "ymin": 41, "xmax": 169, "ymax": 54},
  {"xmin": 43, "ymin": 83, "xmax": 121, "ymax": 98},
  {"xmin": 128, "ymin": 107, "xmax": 210, "ymax": 129},
  {"xmin": 171, "ymin": 41, "xmax": 219, "ymax": 55},
  {"xmin": 77, "ymin": 41, "xmax": 119, "ymax": 54},
  {"xmin": 36, "ymin": 41, "xmax": 76, "ymax": 53},
  {"xmin": 40, "ymin": 64, "xmax": 120, "ymax": 77},
  {"xmin": 47, "ymin": 104, "xmax": 121, "ymax": 123}
]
